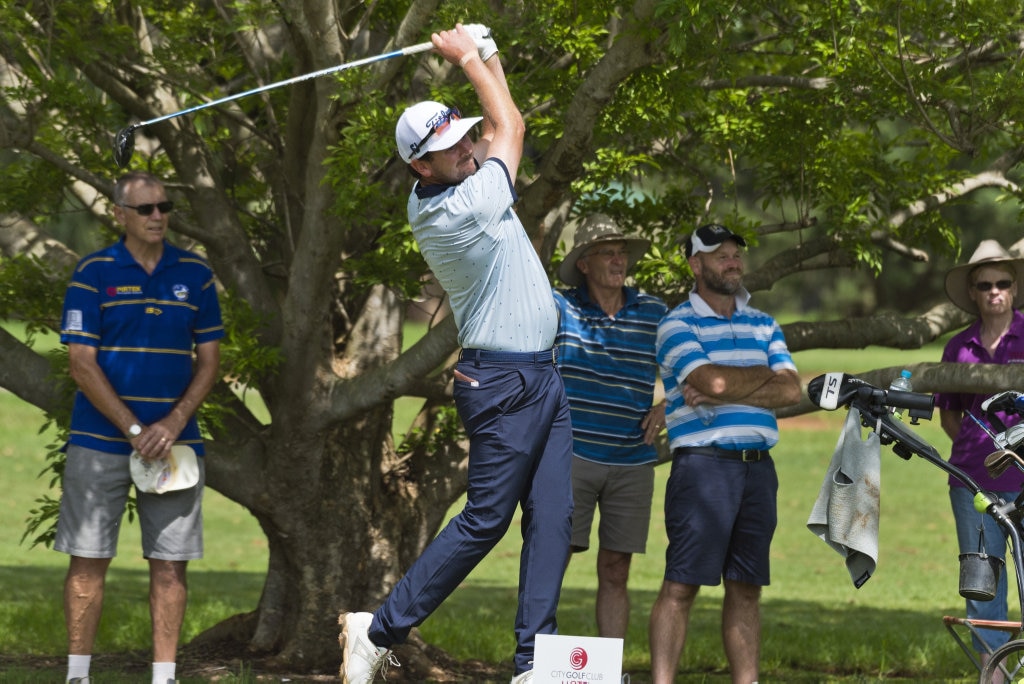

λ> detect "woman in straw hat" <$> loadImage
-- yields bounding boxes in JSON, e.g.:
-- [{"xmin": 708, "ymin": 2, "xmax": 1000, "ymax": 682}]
[{"xmin": 935, "ymin": 239, "xmax": 1024, "ymax": 672}]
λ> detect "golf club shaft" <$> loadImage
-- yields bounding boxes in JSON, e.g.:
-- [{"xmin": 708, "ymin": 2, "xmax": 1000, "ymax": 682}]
[{"xmin": 130, "ymin": 41, "xmax": 436, "ymax": 131}]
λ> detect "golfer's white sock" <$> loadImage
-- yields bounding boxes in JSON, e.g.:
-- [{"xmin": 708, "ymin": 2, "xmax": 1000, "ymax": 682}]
[
  {"xmin": 152, "ymin": 661, "xmax": 176, "ymax": 683},
  {"xmin": 67, "ymin": 654, "xmax": 91, "ymax": 681}
]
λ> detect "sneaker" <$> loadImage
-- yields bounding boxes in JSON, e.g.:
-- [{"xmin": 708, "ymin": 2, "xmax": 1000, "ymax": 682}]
[
  {"xmin": 510, "ymin": 670, "xmax": 534, "ymax": 684},
  {"xmin": 340, "ymin": 611, "xmax": 395, "ymax": 684}
]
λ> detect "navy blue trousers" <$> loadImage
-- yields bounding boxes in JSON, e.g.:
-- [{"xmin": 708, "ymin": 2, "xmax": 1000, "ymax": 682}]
[{"xmin": 370, "ymin": 350, "xmax": 574, "ymax": 674}]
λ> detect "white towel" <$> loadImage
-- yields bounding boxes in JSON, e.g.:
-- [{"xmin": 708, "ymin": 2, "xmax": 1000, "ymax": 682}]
[{"xmin": 807, "ymin": 407, "xmax": 882, "ymax": 588}]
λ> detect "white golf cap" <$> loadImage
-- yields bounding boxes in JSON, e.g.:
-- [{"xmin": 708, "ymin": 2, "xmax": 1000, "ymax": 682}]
[
  {"xmin": 395, "ymin": 100, "xmax": 483, "ymax": 163},
  {"xmin": 130, "ymin": 445, "xmax": 200, "ymax": 494}
]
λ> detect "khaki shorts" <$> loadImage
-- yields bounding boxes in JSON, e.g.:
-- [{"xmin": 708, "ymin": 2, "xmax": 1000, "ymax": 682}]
[
  {"xmin": 54, "ymin": 444, "xmax": 204, "ymax": 561},
  {"xmin": 571, "ymin": 457, "xmax": 654, "ymax": 554}
]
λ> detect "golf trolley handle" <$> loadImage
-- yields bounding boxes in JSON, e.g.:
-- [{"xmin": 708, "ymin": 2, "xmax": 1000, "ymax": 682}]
[
  {"xmin": 808, "ymin": 372, "xmax": 1024, "ymax": 619},
  {"xmin": 808, "ymin": 372, "xmax": 986, "ymax": 491}
]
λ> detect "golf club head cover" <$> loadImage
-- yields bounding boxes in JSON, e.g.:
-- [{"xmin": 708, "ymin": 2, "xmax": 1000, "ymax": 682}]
[
  {"xmin": 807, "ymin": 372, "xmax": 868, "ymax": 411},
  {"xmin": 463, "ymin": 23, "xmax": 499, "ymax": 62},
  {"xmin": 981, "ymin": 390, "xmax": 1024, "ymax": 415}
]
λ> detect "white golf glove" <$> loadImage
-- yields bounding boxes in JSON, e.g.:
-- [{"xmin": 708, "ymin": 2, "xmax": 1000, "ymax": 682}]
[{"xmin": 462, "ymin": 23, "xmax": 499, "ymax": 62}]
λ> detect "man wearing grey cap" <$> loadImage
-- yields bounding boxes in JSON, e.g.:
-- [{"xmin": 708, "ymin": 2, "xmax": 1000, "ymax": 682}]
[
  {"xmin": 649, "ymin": 223, "xmax": 800, "ymax": 684},
  {"xmin": 340, "ymin": 23, "xmax": 572, "ymax": 684}
]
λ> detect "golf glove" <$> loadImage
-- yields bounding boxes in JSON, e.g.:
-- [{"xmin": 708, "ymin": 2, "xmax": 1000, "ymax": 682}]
[{"xmin": 463, "ymin": 23, "xmax": 498, "ymax": 62}]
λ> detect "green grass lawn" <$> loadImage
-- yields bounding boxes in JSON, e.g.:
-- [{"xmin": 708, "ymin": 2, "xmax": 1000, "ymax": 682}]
[{"xmin": 0, "ymin": 340, "xmax": 998, "ymax": 681}]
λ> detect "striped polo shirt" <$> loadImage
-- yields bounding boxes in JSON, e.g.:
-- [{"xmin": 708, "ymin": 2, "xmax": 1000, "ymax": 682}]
[
  {"xmin": 60, "ymin": 238, "xmax": 224, "ymax": 455},
  {"xmin": 657, "ymin": 288, "xmax": 797, "ymax": 451},
  {"xmin": 409, "ymin": 158, "xmax": 558, "ymax": 351},
  {"xmin": 553, "ymin": 286, "xmax": 667, "ymax": 465}
]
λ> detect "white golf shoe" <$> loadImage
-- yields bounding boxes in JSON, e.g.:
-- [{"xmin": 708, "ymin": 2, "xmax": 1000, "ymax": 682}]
[{"xmin": 340, "ymin": 611, "xmax": 396, "ymax": 684}]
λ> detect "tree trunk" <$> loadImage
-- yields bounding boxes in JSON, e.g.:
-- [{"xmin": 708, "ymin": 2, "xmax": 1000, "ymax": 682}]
[{"xmin": 199, "ymin": 396, "xmax": 468, "ymax": 672}]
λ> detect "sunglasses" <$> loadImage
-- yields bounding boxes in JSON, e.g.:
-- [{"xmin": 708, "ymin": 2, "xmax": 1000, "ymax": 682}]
[
  {"xmin": 409, "ymin": 108, "xmax": 461, "ymax": 158},
  {"xmin": 119, "ymin": 201, "xmax": 174, "ymax": 216},
  {"xmin": 973, "ymin": 279, "xmax": 1014, "ymax": 292}
]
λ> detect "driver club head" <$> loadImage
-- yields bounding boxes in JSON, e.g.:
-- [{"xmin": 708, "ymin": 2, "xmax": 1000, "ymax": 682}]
[{"xmin": 113, "ymin": 125, "xmax": 137, "ymax": 168}]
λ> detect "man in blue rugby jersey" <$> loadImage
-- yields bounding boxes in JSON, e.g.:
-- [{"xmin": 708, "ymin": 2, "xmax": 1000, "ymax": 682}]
[
  {"xmin": 553, "ymin": 214, "xmax": 667, "ymax": 642},
  {"xmin": 56, "ymin": 172, "xmax": 223, "ymax": 684},
  {"xmin": 649, "ymin": 223, "xmax": 800, "ymax": 684}
]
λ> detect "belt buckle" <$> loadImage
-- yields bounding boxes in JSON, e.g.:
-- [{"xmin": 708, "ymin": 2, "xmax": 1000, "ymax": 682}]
[{"xmin": 742, "ymin": 450, "xmax": 759, "ymax": 462}]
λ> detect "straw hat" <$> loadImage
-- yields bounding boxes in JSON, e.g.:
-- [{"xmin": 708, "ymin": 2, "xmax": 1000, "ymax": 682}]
[
  {"xmin": 558, "ymin": 215, "xmax": 651, "ymax": 287},
  {"xmin": 944, "ymin": 240, "xmax": 1024, "ymax": 314}
]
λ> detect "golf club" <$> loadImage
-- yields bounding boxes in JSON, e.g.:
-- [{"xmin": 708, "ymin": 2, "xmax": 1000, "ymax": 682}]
[{"xmin": 113, "ymin": 40, "xmax": 440, "ymax": 168}]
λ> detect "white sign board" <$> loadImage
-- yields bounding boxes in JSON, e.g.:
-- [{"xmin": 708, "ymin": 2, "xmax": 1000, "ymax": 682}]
[{"xmin": 532, "ymin": 634, "xmax": 623, "ymax": 683}]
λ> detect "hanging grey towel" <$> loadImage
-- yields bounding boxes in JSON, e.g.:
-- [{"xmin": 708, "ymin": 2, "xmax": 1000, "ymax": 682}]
[{"xmin": 807, "ymin": 407, "xmax": 882, "ymax": 588}]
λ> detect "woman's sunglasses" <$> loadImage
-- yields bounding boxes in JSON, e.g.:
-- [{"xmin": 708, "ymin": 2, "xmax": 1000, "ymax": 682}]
[
  {"xmin": 973, "ymin": 279, "xmax": 1014, "ymax": 292},
  {"xmin": 119, "ymin": 201, "xmax": 174, "ymax": 216}
]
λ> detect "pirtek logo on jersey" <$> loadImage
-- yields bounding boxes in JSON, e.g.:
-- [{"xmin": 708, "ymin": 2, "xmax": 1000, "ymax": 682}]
[{"xmin": 108, "ymin": 285, "xmax": 142, "ymax": 296}]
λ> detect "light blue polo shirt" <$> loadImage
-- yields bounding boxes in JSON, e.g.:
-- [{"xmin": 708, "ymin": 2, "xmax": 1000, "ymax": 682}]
[
  {"xmin": 409, "ymin": 158, "xmax": 557, "ymax": 351},
  {"xmin": 60, "ymin": 238, "xmax": 224, "ymax": 455},
  {"xmin": 657, "ymin": 288, "xmax": 797, "ymax": 451}
]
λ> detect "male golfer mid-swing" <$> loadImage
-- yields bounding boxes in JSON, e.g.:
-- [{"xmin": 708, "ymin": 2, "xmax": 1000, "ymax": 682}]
[{"xmin": 340, "ymin": 23, "xmax": 574, "ymax": 684}]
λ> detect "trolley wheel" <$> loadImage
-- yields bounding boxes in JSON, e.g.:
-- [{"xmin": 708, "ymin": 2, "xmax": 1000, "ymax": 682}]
[{"xmin": 981, "ymin": 638, "xmax": 1024, "ymax": 682}]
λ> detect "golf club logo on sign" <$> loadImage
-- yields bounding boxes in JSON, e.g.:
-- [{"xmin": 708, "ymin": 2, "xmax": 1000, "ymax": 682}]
[{"xmin": 533, "ymin": 634, "xmax": 621, "ymax": 683}]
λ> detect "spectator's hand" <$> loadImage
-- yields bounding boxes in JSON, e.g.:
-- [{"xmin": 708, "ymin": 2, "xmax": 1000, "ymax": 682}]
[
  {"xmin": 462, "ymin": 23, "xmax": 499, "ymax": 62},
  {"xmin": 642, "ymin": 402, "xmax": 666, "ymax": 446},
  {"xmin": 683, "ymin": 384, "xmax": 717, "ymax": 409}
]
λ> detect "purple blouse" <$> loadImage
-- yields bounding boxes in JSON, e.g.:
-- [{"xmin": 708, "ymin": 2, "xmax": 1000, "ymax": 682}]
[{"xmin": 934, "ymin": 309, "xmax": 1024, "ymax": 491}]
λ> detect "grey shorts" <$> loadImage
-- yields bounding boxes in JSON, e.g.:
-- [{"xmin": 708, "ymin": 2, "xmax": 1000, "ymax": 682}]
[
  {"xmin": 571, "ymin": 457, "xmax": 655, "ymax": 554},
  {"xmin": 54, "ymin": 444, "xmax": 205, "ymax": 561}
]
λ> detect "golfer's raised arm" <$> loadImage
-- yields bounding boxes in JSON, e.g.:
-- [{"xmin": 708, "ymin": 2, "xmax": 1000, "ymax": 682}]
[{"xmin": 432, "ymin": 24, "xmax": 524, "ymax": 180}]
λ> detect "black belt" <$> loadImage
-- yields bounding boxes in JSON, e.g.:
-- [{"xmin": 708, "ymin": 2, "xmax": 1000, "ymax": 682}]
[
  {"xmin": 673, "ymin": 446, "xmax": 770, "ymax": 462},
  {"xmin": 460, "ymin": 348, "xmax": 557, "ymax": 366}
]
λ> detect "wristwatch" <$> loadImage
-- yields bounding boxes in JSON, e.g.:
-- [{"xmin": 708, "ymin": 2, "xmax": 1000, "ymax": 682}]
[{"xmin": 127, "ymin": 423, "xmax": 143, "ymax": 437}]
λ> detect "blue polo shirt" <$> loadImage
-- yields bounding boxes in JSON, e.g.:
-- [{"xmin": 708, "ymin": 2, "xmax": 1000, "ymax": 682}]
[
  {"xmin": 553, "ymin": 286, "xmax": 667, "ymax": 465},
  {"xmin": 409, "ymin": 158, "xmax": 557, "ymax": 351},
  {"xmin": 658, "ymin": 288, "xmax": 796, "ymax": 451},
  {"xmin": 60, "ymin": 238, "xmax": 224, "ymax": 455}
]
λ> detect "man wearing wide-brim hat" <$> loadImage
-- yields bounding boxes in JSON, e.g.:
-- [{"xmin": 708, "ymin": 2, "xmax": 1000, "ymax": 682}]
[
  {"xmin": 553, "ymin": 214, "xmax": 668, "ymax": 642},
  {"xmin": 935, "ymin": 238, "xmax": 1024, "ymax": 668}
]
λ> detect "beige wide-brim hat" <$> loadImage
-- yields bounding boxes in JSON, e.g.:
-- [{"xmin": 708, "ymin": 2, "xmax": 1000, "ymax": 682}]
[
  {"xmin": 944, "ymin": 239, "xmax": 1024, "ymax": 315},
  {"xmin": 557, "ymin": 214, "xmax": 651, "ymax": 287}
]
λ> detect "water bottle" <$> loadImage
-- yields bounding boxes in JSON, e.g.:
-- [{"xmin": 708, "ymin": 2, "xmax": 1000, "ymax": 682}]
[
  {"xmin": 889, "ymin": 369, "xmax": 913, "ymax": 420},
  {"xmin": 693, "ymin": 403, "xmax": 716, "ymax": 426}
]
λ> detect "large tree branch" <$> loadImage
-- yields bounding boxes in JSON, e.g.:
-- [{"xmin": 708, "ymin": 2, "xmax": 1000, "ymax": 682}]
[
  {"xmin": 886, "ymin": 152, "xmax": 1024, "ymax": 229},
  {"xmin": 782, "ymin": 300, "xmax": 968, "ymax": 354},
  {"xmin": 323, "ymin": 315, "xmax": 459, "ymax": 430},
  {"xmin": 0, "ymin": 327, "xmax": 64, "ymax": 412},
  {"xmin": 0, "ymin": 213, "xmax": 80, "ymax": 271},
  {"xmin": 520, "ymin": 0, "xmax": 664, "ymax": 255}
]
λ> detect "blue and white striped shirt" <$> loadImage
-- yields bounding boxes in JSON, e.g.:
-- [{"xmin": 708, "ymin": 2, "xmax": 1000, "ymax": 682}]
[
  {"xmin": 657, "ymin": 288, "xmax": 796, "ymax": 451},
  {"xmin": 554, "ymin": 286, "xmax": 668, "ymax": 466}
]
